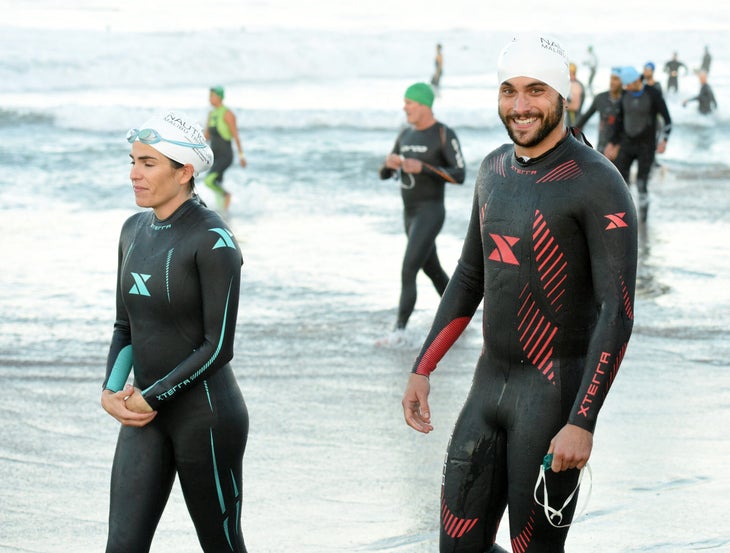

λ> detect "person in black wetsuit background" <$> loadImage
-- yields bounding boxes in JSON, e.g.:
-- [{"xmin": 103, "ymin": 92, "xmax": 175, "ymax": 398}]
[
  {"xmin": 101, "ymin": 110, "xmax": 249, "ymax": 552},
  {"xmin": 683, "ymin": 70, "xmax": 717, "ymax": 115},
  {"xmin": 604, "ymin": 66, "xmax": 672, "ymax": 222},
  {"xmin": 401, "ymin": 34, "xmax": 637, "ymax": 553},
  {"xmin": 575, "ymin": 66, "xmax": 623, "ymax": 154},
  {"xmin": 378, "ymin": 82, "xmax": 465, "ymax": 344},
  {"xmin": 663, "ymin": 52, "xmax": 688, "ymax": 94}
]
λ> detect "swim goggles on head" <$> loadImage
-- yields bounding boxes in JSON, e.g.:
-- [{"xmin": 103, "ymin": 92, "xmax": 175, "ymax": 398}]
[
  {"xmin": 126, "ymin": 128, "xmax": 208, "ymax": 149},
  {"xmin": 533, "ymin": 453, "xmax": 592, "ymax": 528}
]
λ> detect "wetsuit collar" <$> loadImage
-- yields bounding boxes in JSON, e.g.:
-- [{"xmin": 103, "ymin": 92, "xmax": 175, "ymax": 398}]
[
  {"xmin": 152, "ymin": 196, "xmax": 197, "ymax": 226},
  {"xmin": 514, "ymin": 128, "xmax": 574, "ymax": 165}
]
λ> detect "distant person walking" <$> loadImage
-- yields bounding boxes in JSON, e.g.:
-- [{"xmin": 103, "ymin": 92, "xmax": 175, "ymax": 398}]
[
  {"xmin": 700, "ymin": 45, "xmax": 712, "ymax": 74},
  {"xmin": 205, "ymin": 85, "xmax": 246, "ymax": 211},
  {"xmin": 663, "ymin": 52, "xmax": 688, "ymax": 94},
  {"xmin": 566, "ymin": 62, "xmax": 585, "ymax": 126},
  {"xmin": 683, "ymin": 71, "xmax": 717, "ymax": 115},
  {"xmin": 583, "ymin": 45, "xmax": 598, "ymax": 95},
  {"xmin": 575, "ymin": 67, "xmax": 623, "ymax": 153},
  {"xmin": 605, "ymin": 66, "xmax": 672, "ymax": 222},
  {"xmin": 643, "ymin": 62, "xmax": 662, "ymax": 94},
  {"xmin": 378, "ymin": 82, "xmax": 465, "ymax": 344},
  {"xmin": 431, "ymin": 44, "xmax": 444, "ymax": 88}
]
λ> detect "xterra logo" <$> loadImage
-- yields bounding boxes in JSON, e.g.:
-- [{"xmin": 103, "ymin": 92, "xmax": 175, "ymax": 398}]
[{"xmin": 129, "ymin": 273, "xmax": 152, "ymax": 296}]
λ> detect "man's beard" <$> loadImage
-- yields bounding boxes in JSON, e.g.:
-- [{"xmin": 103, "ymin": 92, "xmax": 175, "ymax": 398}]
[{"xmin": 499, "ymin": 101, "xmax": 564, "ymax": 149}]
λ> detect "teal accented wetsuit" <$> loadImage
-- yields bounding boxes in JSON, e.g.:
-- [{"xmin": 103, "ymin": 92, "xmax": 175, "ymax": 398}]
[
  {"xmin": 412, "ymin": 131, "xmax": 637, "ymax": 552},
  {"xmin": 206, "ymin": 106, "xmax": 235, "ymax": 199},
  {"xmin": 379, "ymin": 121, "xmax": 465, "ymax": 329},
  {"xmin": 609, "ymin": 84, "xmax": 671, "ymax": 220},
  {"xmin": 103, "ymin": 197, "xmax": 248, "ymax": 553}
]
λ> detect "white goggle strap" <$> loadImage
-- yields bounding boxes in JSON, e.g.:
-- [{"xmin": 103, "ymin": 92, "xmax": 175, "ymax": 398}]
[{"xmin": 533, "ymin": 461, "xmax": 592, "ymax": 529}]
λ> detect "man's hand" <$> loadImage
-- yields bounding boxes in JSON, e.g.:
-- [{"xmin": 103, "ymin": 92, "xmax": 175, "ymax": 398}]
[
  {"xmin": 402, "ymin": 373, "xmax": 433, "ymax": 433},
  {"xmin": 603, "ymin": 143, "xmax": 619, "ymax": 161},
  {"xmin": 548, "ymin": 423, "xmax": 593, "ymax": 472}
]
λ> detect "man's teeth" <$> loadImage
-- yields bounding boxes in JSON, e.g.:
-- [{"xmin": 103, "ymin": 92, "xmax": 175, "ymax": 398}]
[{"xmin": 515, "ymin": 117, "xmax": 537, "ymax": 124}]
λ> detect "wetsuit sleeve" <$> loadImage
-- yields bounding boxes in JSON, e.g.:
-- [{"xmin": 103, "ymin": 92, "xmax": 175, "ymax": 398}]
[
  {"xmin": 568, "ymin": 171, "xmax": 638, "ymax": 432},
  {"xmin": 574, "ymin": 98, "xmax": 598, "ymax": 130},
  {"xmin": 653, "ymin": 88, "xmax": 672, "ymax": 142},
  {"xmin": 379, "ymin": 132, "xmax": 404, "ymax": 180},
  {"xmin": 411, "ymin": 183, "xmax": 485, "ymax": 376},
  {"xmin": 141, "ymin": 229, "xmax": 243, "ymax": 410},
  {"xmin": 421, "ymin": 125, "xmax": 466, "ymax": 185},
  {"xmin": 102, "ymin": 228, "xmax": 133, "ymax": 392}
]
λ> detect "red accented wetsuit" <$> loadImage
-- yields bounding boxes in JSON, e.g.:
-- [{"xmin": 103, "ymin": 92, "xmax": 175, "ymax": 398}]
[
  {"xmin": 379, "ymin": 121, "xmax": 466, "ymax": 329},
  {"xmin": 412, "ymin": 131, "xmax": 637, "ymax": 552},
  {"xmin": 103, "ymin": 197, "xmax": 248, "ymax": 553}
]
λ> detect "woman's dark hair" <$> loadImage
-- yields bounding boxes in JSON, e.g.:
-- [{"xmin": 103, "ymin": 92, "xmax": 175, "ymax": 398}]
[{"xmin": 169, "ymin": 159, "xmax": 195, "ymax": 191}]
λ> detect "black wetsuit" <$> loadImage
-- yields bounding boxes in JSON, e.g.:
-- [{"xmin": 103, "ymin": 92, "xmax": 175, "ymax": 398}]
[
  {"xmin": 663, "ymin": 59, "xmax": 687, "ymax": 93},
  {"xmin": 103, "ymin": 198, "xmax": 248, "ymax": 553},
  {"xmin": 575, "ymin": 91, "xmax": 621, "ymax": 153},
  {"xmin": 412, "ymin": 132, "xmax": 637, "ymax": 552},
  {"xmin": 380, "ymin": 122, "xmax": 466, "ymax": 329},
  {"xmin": 686, "ymin": 83, "xmax": 717, "ymax": 114},
  {"xmin": 609, "ymin": 85, "xmax": 671, "ymax": 219}
]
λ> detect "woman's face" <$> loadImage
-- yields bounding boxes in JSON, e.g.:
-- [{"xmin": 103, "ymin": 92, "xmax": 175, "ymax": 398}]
[{"xmin": 129, "ymin": 142, "xmax": 192, "ymax": 220}]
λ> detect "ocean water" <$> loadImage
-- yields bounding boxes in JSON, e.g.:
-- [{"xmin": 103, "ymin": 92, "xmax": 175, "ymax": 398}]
[{"xmin": 1, "ymin": 5, "xmax": 729, "ymax": 552}]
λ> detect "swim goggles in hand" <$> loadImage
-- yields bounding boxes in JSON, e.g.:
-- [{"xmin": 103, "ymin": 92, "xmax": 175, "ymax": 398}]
[
  {"xmin": 126, "ymin": 128, "xmax": 208, "ymax": 149},
  {"xmin": 533, "ymin": 453, "xmax": 592, "ymax": 528}
]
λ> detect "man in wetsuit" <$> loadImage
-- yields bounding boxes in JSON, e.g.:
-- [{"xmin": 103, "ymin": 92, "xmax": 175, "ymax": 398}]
[
  {"xmin": 575, "ymin": 67, "xmax": 623, "ymax": 154},
  {"xmin": 401, "ymin": 34, "xmax": 637, "ymax": 553},
  {"xmin": 102, "ymin": 110, "xmax": 249, "ymax": 552},
  {"xmin": 683, "ymin": 70, "xmax": 717, "ymax": 115},
  {"xmin": 604, "ymin": 66, "xmax": 672, "ymax": 222},
  {"xmin": 379, "ymin": 82, "xmax": 465, "ymax": 341},
  {"xmin": 663, "ymin": 52, "xmax": 688, "ymax": 94},
  {"xmin": 205, "ymin": 85, "xmax": 246, "ymax": 211}
]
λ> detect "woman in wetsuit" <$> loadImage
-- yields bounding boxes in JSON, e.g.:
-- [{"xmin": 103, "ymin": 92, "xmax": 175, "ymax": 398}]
[
  {"xmin": 379, "ymin": 82, "xmax": 465, "ymax": 337},
  {"xmin": 101, "ymin": 110, "xmax": 248, "ymax": 553},
  {"xmin": 402, "ymin": 35, "xmax": 637, "ymax": 552}
]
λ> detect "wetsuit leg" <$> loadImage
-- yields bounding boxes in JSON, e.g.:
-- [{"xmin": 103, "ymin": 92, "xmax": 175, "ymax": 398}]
[
  {"xmin": 634, "ymin": 141, "xmax": 655, "ymax": 221},
  {"xmin": 171, "ymin": 367, "xmax": 249, "ymax": 553},
  {"xmin": 440, "ymin": 364, "xmax": 582, "ymax": 553},
  {"xmin": 106, "ymin": 367, "xmax": 248, "ymax": 553},
  {"xmin": 205, "ymin": 140, "xmax": 234, "ymax": 205},
  {"xmin": 397, "ymin": 201, "xmax": 447, "ymax": 329},
  {"xmin": 613, "ymin": 142, "xmax": 638, "ymax": 185},
  {"xmin": 106, "ymin": 423, "xmax": 177, "ymax": 553}
]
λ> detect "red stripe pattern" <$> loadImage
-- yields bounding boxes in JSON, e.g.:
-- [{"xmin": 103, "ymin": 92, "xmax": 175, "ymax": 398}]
[
  {"xmin": 518, "ymin": 285, "xmax": 557, "ymax": 382},
  {"xmin": 532, "ymin": 210, "xmax": 567, "ymax": 312},
  {"xmin": 441, "ymin": 497, "xmax": 479, "ymax": 539},
  {"xmin": 415, "ymin": 317, "xmax": 471, "ymax": 376},
  {"xmin": 510, "ymin": 508, "xmax": 537, "ymax": 553},
  {"xmin": 490, "ymin": 152, "xmax": 508, "ymax": 178},
  {"xmin": 535, "ymin": 159, "xmax": 582, "ymax": 183}
]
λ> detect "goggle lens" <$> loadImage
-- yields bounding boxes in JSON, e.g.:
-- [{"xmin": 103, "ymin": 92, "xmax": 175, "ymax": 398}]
[{"xmin": 126, "ymin": 128, "xmax": 207, "ymax": 149}]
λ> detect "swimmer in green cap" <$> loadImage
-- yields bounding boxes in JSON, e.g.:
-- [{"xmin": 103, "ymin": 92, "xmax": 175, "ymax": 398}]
[
  {"xmin": 377, "ymin": 82, "xmax": 465, "ymax": 345},
  {"xmin": 204, "ymin": 85, "xmax": 247, "ymax": 211}
]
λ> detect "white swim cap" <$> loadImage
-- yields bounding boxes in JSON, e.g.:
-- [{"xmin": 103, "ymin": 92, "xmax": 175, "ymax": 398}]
[
  {"xmin": 497, "ymin": 34, "xmax": 571, "ymax": 99},
  {"xmin": 132, "ymin": 110, "xmax": 213, "ymax": 176}
]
